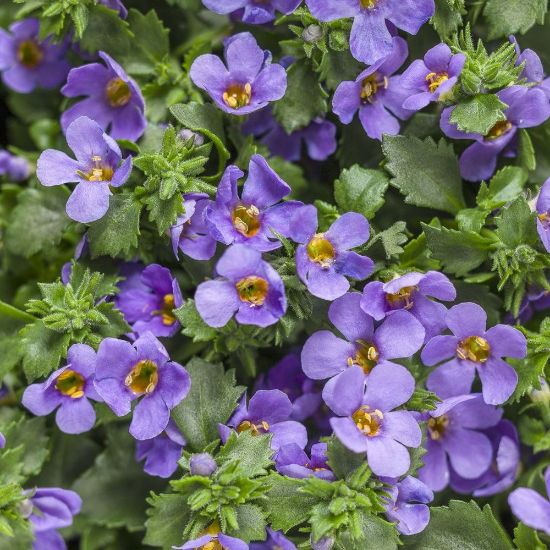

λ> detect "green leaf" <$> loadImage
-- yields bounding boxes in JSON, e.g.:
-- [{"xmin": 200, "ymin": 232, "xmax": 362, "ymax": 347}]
[
  {"xmin": 88, "ymin": 193, "xmax": 143, "ymax": 258},
  {"xmin": 457, "ymin": 208, "xmax": 488, "ymax": 233},
  {"xmin": 513, "ymin": 522, "xmax": 546, "ymax": 550},
  {"xmin": 509, "ymin": 354, "xmax": 547, "ymax": 403},
  {"xmin": 231, "ymin": 504, "xmax": 268, "ymax": 542},
  {"xmin": 217, "ymin": 431, "xmax": 274, "ymax": 478},
  {"xmin": 326, "ymin": 437, "xmax": 365, "ymax": 480},
  {"xmin": 126, "ymin": 9, "xmax": 169, "ymax": 63},
  {"xmin": 382, "ymin": 135, "xmax": 465, "ymax": 214},
  {"xmin": 477, "ymin": 166, "xmax": 528, "ymax": 210},
  {"xmin": 273, "ymin": 59, "xmax": 328, "ymax": 133},
  {"xmin": 518, "ymin": 415, "xmax": 550, "ymax": 452},
  {"xmin": 5, "ymin": 187, "xmax": 70, "ymax": 258},
  {"xmin": 144, "ymin": 192, "xmax": 184, "ymax": 235},
  {"xmin": 449, "ymin": 94, "xmax": 507, "ymax": 135},
  {"xmin": 0, "ymin": 334, "xmax": 22, "ymax": 379},
  {"xmin": 371, "ymin": 221, "xmax": 408, "ymax": 259},
  {"xmin": 484, "ymin": 0, "xmax": 547, "ymax": 38},
  {"xmin": 517, "ymin": 129, "xmax": 536, "ymax": 172},
  {"xmin": 334, "ymin": 166, "xmax": 389, "ymax": 219},
  {"xmin": 335, "ymin": 511, "xmax": 399, "ymax": 550},
  {"xmin": 403, "ymin": 500, "xmax": 513, "ymax": 549},
  {"xmin": 174, "ymin": 299, "xmax": 217, "ymax": 342},
  {"xmin": 495, "ymin": 197, "xmax": 538, "ymax": 248},
  {"xmin": 431, "ymin": 0, "xmax": 465, "ymax": 39},
  {"xmin": 144, "ymin": 493, "xmax": 191, "ymax": 548},
  {"xmin": 171, "ymin": 359, "xmax": 245, "ymax": 452}
]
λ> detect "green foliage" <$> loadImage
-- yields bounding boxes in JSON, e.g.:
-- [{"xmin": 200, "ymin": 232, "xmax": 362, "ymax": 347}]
[
  {"xmin": 368, "ymin": 222, "xmax": 409, "ymax": 259},
  {"xmin": 519, "ymin": 415, "xmax": 550, "ymax": 453},
  {"xmin": 431, "ymin": 0, "xmax": 465, "ymax": 39},
  {"xmin": 513, "ymin": 522, "xmax": 547, "ymax": 550},
  {"xmin": 174, "ymin": 299, "xmax": 218, "ymax": 342},
  {"xmin": 484, "ymin": 0, "xmax": 547, "ymax": 38},
  {"xmin": 476, "ymin": 166, "xmax": 528, "ymax": 210},
  {"xmin": 144, "ymin": 493, "xmax": 191, "ymax": 548},
  {"xmin": 449, "ymin": 94, "xmax": 507, "ymax": 136}
]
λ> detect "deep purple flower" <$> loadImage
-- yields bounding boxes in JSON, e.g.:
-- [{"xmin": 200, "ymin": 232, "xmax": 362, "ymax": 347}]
[
  {"xmin": 418, "ymin": 392, "xmax": 503, "ymax": 492},
  {"xmin": 22, "ymin": 344, "xmax": 102, "ymax": 435},
  {"xmin": 189, "ymin": 453, "xmax": 217, "ymax": 477},
  {"xmin": 219, "ymin": 389, "xmax": 308, "ymax": 451},
  {"xmin": 400, "ymin": 43, "xmax": 465, "ymax": 111},
  {"xmin": 250, "ymin": 528, "xmax": 297, "ymax": 550},
  {"xmin": 511, "ymin": 36, "xmax": 550, "ymax": 100},
  {"xmin": 302, "ymin": 292, "xmax": 425, "ymax": 382},
  {"xmin": 116, "ymin": 263, "xmax": 184, "ymax": 338},
  {"xmin": 306, "ymin": 0, "xmax": 434, "ymax": 65},
  {"xmin": 99, "ymin": 0, "xmax": 128, "ymax": 17},
  {"xmin": 175, "ymin": 531, "xmax": 248, "ymax": 550},
  {"xmin": 421, "ymin": 302, "xmax": 527, "ymax": 405},
  {"xmin": 0, "ymin": 432, "xmax": 5, "ymax": 448},
  {"xmin": 205, "ymin": 155, "xmax": 302, "ymax": 251},
  {"xmin": 0, "ymin": 149, "xmax": 30, "ymax": 181},
  {"xmin": 37, "ymin": 116, "xmax": 132, "ymax": 223},
  {"xmin": 536, "ymin": 177, "xmax": 550, "ymax": 252},
  {"xmin": 509, "ymin": 467, "xmax": 550, "ymax": 536},
  {"xmin": 324, "ymin": 364, "xmax": 421, "ymax": 477},
  {"xmin": 332, "ymin": 37, "xmax": 413, "ymax": 141},
  {"xmin": 361, "ymin": 271, "xmax": 456, "ymax": 341},
  {"xmin": 383, "ymin": 476, "xmax": 433, "ymax": 535},
  {"xmin": 195, "ymin": 244, "xmax": 287, "ymax": 328},
  {"xmin": 136, "ymin": 419, "xmax": 186, "ymax": 478},
  {"xmin": 0, "ymin": 18, "xmax": 69, "ymax": 93},
  {"xmin": 61, "ymin": 51, "xmax": 146, "ymax": 141},
  {"xmin": 203, "ymin": 0, "xmax": 302, "ymax": 24},
  {"xmin": 440, "ymin": 85, "xmax": 550, "ymax": 181},
  {"xmin": 243, "ymin": 108, "xmax": 337, "ymax": 161},
  {"xmin": 275, "ymin": 442, "xmax": 334, "ymax": 480},
  {"xmin": 290, "ymin": 206, "xmax": 374, "ymax": 300},
  {"xmin": 190, "ymin": 32, "xmax": 287, "ymax": 115},
  {"xmin": 170, "ymin": 194, "xmax": 217, "ymax": 261},
  {"xmin": 94, "ymin": 332, "xmax": 191, "ymax": 440}
]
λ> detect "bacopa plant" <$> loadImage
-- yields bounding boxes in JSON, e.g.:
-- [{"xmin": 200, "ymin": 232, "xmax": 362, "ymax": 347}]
[{"xmin": 1, "ymin": 0, "xmax": 550, "ymax": 548}]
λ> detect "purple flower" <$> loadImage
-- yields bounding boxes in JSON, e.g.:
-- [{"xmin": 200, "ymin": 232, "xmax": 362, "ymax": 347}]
[
  {"xmin": 202, "ymin": 0, "xmax": 302, "ymax": 24},
  {"xmin": 94, "ymin": 332, "xmax": 191, "ymax": 440},
  {"xmin": 0, "ymin": 149, "xmax": 30, "ymax": 181},
  {"xmin": 190, "ymin": 32, "xmax": 287, "ymax": 115},
  {"xmin": 99, "ymin": 0, "xmax": 128, "ymax": 17},
  {"xmin": 324, "ymin": 364, "xmax": 421, "ymax": 477},
  {"xmin": 195, "ymin": 244, "xmax": 287, "ymax": 328},
  {"xmin": 0, "ymin": 18, "xmax": 69, "ymax": 93},
  {"xmin": 243, "ymin": 108, "xmax": 337, "ymax": 161},
  {"xmin": 509, "ymin": 467, "xmax": 550, "ymax": 536},
  {"xmin": 440, "ymin": 85, "xmax": 550, "ymax": 181},
  {"xmin": 306, "ymin": 0, "xmax": 434, "ymax": 65},
  {"xmin": 170, "ymin": 194, "xmax": 217, "ymax": 261},
  {"xmin": 421, "ymin": 302, "xmax": 527, "ymax": 405},
  {"xmin": 205, "ymin": 155, "xmax": 302, "ymax": 251},
  {"xmin": 175, "ymin": 531, "xmax": 248, "ymax": 550},
  {"xmin": 302, "ymin": 292, "xmax": 425, "ymax": 382},
  {"xmin": 22, "ymin": 344, "xmax": 102, "ymax": 435},
  {"xmin": 275, "ymin": 442, "xmax": 334, "ymax": 480},
  {"xmin": 361, "ymin": 271, "xmax": 456, "ymax": 341},
  {"xmin": 400, "ymin": 43, "xmax": 465, "ymax": 111},
  {"xmin": 61, "ymin": 51, "xmax": 146, "ymax": 142},
  {"xmin": 219, "ymin": 389, "xmax": 308, "ymax": 451},
  {"xmin": 511, "ymin": 36, "xmax": 550, "ymax": 100},
  {"xmin": 536, "ymin": 177, "xmax": 550, "ymax": 252},
  {"xmin": 36, "ymin": 116, "xmax": 132, "ymax": 223},
  {"xmin": 332, "ymin": 37, "xmax": 413, "ymax": 141},
  {"xmin": 189, "ymin": 453, "xmax": 217, "ymax": 476},
  {"xmin": 290, "ymin": 206, "xmax": 374, "ymax": 300},
  {"xmin": 136, "ymin": 419, "xmax": 186, "ymax": 478},
  {"xmin": 383, "ymin": 476, "xmax": 433, "ymax": 535},
  {"xmin": 250, "ymin": 528, "xmax": 297, "ymax": 550},
  {"xmin": 418, "ymin": 392, "xmax": 503, "ymax": 492},
  {"xmin": 0, "ymin": 432, "xmax": 5, "ymax": 448},
  {"xmin": 116, "ymin": 263, "xmax": 184, "ymax": 338}
]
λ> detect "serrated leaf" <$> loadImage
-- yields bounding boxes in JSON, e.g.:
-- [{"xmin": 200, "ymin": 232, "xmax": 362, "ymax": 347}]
[
  {"xmin": 449, "ymin": 94, "xmax": 507, "ymax": 135},
  {"xmin": 126, "ymin": 8, "xmax": 169, "ymax": 63},
  {"xmin": 174, "ymin": 300, "xmax": 217, "ymax": 342},
  {"xmin": 495, "ymin": 197, "xmax": 538, "ymax": 248},
  {"xmin": 477, "ymin": 166, "xmax": 528, "ymax": 210},
  {"xmin": 144, "ymin": 493, "xmax": 190, "ymax": 548},
  {"xmin": 231, "ymin": 504, "xmax": 267, "ymax": 542},
  {"xmin": 217, "ymin": 431, "xmax": 274, "ymax": 478},
  {"xmin": 335, "ymin": 511, "xmax": 399, "ymax": 550},
  {"xmin": 431, "ymin": 0, "xmax": 465, "ymax": 39},
  {"xmin": 513, "ymin": 522, "xmax": 546, "ymax": 550},
  {"xmin": 326, "ymin": 437, "xmax": 365, "ymax": 480},
  {"xmin": 484, "ymin": 0, "xmax": 547, "ymax": 38}
]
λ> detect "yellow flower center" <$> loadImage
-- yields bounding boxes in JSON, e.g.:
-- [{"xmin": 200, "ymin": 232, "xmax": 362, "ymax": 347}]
[
  {"xmin": 223, "ymin": 83, "xmax": 252, "ymax": 109},
  {"xmin": 236, "ymin": 420, "xmax": 270, "ymax": 435},
  {"xmin": 17, "ymin": 40, "xmax": 43, "ymax": 68},
  {"xmin": 456, "ymin": 336, "xmax": 491, "ymax": 363},
  {"xmin": 425, "ymin": 71, "xmax": 449, "ymax": 93},
  {"xmin": 79, "ymin": 155, "xmax": 114, "ymax": 182},
  {"xmin": 485, "ymin": 120, "xmax": 512, "ymax": 141},
  {"xmin": 236, "ymin": 276, "xmax": 269, "ymax": 306},
  {"xmin": 427, "ymin": 414, "xmax": 449, "ymax": 440},
  {"xmin": 360, "ymin": 0, "xmax": 378, "ymax": 7},
  {"xmin": 352, "ymin": 406, "xmax": 384, "ymax": 437},
  {"xmin": 306, "ymin": 234, "xmax": 335, "ymax": 268},
  {"xmin": 360, "ymin": 72, "xmax": 388, "ymax": 103},
  {"xmin": 386, "ymin": 286, "xmax": 416, "ymax": 309},
  {"xmin": 55, "ymin": 369, "xmax": 85, "ymax": 399},
  {"xmin": 125, "ymin": 360, "xmax": 158, "ymax": 395},
  {"xmin": 348, "ymin": 340, "xmax": 379, "ymax": 375},
  {"xmin": 539, "ymin": 212, "xmax": 550, "ymax": 226},
  {"xmin": 200, "ymin": 522, "xmax": 223, "ymax": 550},
  {"xmin": 157, "ymin": 293, "xmax": 177, "ymax": 326},
  {"xmin": 232, "ymin": 204, "xmax": 261, "ymax": 237},
  {"xmin": 105, "ymin": 77, "xmax": 132, "ymax": 107}
]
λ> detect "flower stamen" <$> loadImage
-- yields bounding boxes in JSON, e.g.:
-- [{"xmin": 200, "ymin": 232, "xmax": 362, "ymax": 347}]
[
  {"xmin": 105, "ymin": 77, "xmax": 132, "ymax": 107},
  {"xmin": 352, "ymin": 406, "xmax": 383, "ymax": 436},
  {"xmin": 236, "ymin": 276, "xmax": 269, "ymax": 306},
  {"xmin": 306, "ymin": 234, "xmax": 335, "ymax": 268},
  {"xmin": 223, "ymin": 83, "xmax": 252, "ymax": 109},
  {"xmin": 232, "ymin": 204, "xmax": 261, "ymax": 237},
  {"xmin": 236, "ymin": 420, "xmax": 270, "ymax": 435},
  {"xmin": 485, "ymin": 120, "xmax": 512, "ymax": 141},
  {"xmin": 456, "ymin": 336, "xmax": 491, "ymax": 363},
  {"xmin": 125, "ymin": 360, "xmax": 158, "ymax": 395},
  {"xmin": 17, "ymin": 40, "xmax": 43, "ymax": 68},
  {"xmin": 427, "ymin": 414, "xmax": 449, "ymax": 440},
  {"xmin": 425, "ymin": 71, "xmax": 449, "ymax": 93},
  {"xmin": 55, "ymin": 369, "xmax": 85, "ymax": 399},
  {"xmin": 360, "ymin": 73, "xmax": 388, "ymax": 103},
  {"xmin": 348, "ymin": 340, "xmax": 379, "ymax": 374}
]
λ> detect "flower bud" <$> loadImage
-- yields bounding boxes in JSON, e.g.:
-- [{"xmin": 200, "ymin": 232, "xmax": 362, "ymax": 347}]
[
  {"xmin": 189, "ymin": 453, "xmax": 217, "ymax": 476},
  {"xmin": 311, "ymin": 535, "xmax": 334, "ymax": 550},
  {"xmin": 179, "ymin": 129, "xmax": 205, "ymax": 146},
  {"xmin": 302, "ymin": 25, "xmax": 322, "ymax": 43}
]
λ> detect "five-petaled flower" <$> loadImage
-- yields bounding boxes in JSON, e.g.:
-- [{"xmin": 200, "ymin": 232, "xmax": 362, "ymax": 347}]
[{"xmin": 202, "ymin": 0, "xmax": 302, "ymax": 24}]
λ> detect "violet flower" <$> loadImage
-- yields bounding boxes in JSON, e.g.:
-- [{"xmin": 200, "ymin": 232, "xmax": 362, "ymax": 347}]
[
  {"xmin": 509, "ymin": 467, "xmax": 550, "ymax": 536},
  {"xmin": 332, "ymin": 36, "xmax": 413, "ymax": 141},
  {"xmin": 0, "ymin": 18, "xmax": 69, "ymax": 93},
  {"xmin": 202, "ymin": 0, "xmax": 302, "ymax": 24},
  {"xmin": 36, "ymin": 116, "xmax": 132, "ymax": 224},
  {"xmin": 190, "ymin": 32, "xmax": 287, "ymax": 115},
  {"xmin": 421, "ymin": 302, "xmax": 527, "ymax": 405},
  {"xmin": 135, "ymin": 419, "xmax": 186, "ymax": 478},
  {"xmin": 440, "ymin": 85, "xmax": 550, "ymax": 181},
  {"xmin": 99, "ymin": 0, "xmax": 128, "ymax": 17},
  {"xmin": 302, "ymin": 292, "xmax": 425, "ymax": 381},
  {"xmin": 400, "ymin": 43, "xmax": 465, "ymax": 111},
  {"xmin": 195, "ymin": 244, "xmax": 287, "ymax": 328},
  {"xmin": 189, "ymin": 453, "xmax": 217, "ymax": 477},
  {"xmin": 324, "ymin": 364, "xmax": 421, "ymax": 477},
  {"xmin": 511, "ymin": 36, "xmax": 550, "ymax": 100},
  {"xmin": 306, "ymin": 0, "xmax": 433, "ymax": 65},
  {"xmin": 290, "ymin": 206, "xmax": 374, "ymax": 301},
  {"xmin": 175, "ymin": 530, "xmax": 248, "ymax": 550},
  {"xmin": 219, "ymin": 389, "xmax": 308, "ymax": 451},
  {"xmin": 22, "ymin": 344, "xmax": 102, "ymax": 435},
  {"xmin": 536, "ymin": 177, "xmax": 550, "ymax": 252},
  {"xmin": 205, "ymin": 155, "xmax": 302, "ymax": 251},
  {"xmin": 61, "ymin": 51, "xmax": 146, "ymax": 142},
  {"xmin": 94, "ymin": 332, "xmax": 191, "ymax": 440},
  {"xmin": 0, "ymin": 149, "xmax": 30, "ymax": 181},
  {"xmin": 170, "ymin": 194, "xmax": 217, "ymax": 261},
  {"xmin": 0, "ymin": 432, "xmax": 5, "ymax": 448},
  {"xmin": 250, "ymin": 528, "xmax": 297, "ymax": 550},
  {"xmin": 275, "ymin": 442, "xmax": 334, "ymax": 480},
  {"xmin": 116, "ymin": 263, "xmax": 184, "ymax": 338},
  {"xmin": 361, "ymin": 271, "xmax": 456, "ymax": 341}
]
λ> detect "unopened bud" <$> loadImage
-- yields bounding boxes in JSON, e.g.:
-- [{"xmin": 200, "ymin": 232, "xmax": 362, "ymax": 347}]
[
  {"xmin": 189, "ymin": 453, "xmax": 217, "ymax": 476},
  {"xmin": 302, "ymin": 24, "xmax": 322, "ymax": 43}
]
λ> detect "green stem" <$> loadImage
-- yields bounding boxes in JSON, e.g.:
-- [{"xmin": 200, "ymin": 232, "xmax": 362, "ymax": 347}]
[{"xmin": 0, "ymin": 300, "xmax": 36, "ymax": 323}]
